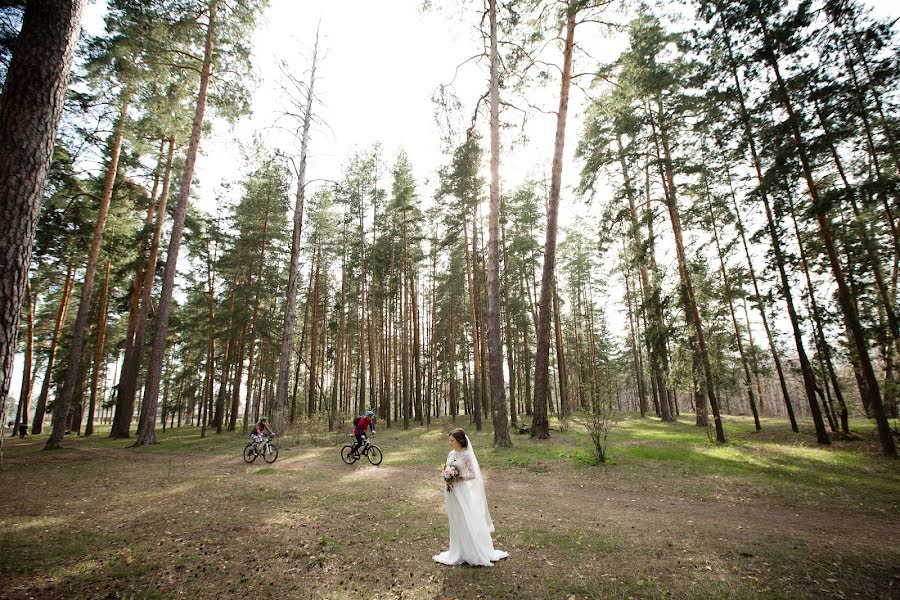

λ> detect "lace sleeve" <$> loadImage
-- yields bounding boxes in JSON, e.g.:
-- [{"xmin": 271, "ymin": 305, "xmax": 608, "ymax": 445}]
[{"xmin": 458, "ymin": 452, "xmax": 475, "ymax": 480}]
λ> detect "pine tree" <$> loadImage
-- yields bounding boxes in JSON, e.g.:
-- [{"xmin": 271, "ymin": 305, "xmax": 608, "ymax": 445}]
[{"xmin": 0, "ymin": 0, "xmax": 84, "ymax": 409}]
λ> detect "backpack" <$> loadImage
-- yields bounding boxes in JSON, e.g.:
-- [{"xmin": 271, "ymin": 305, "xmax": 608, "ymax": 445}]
[{"xmin": 352, "ymin": 416, "xmax": 362, "ymax": 428}]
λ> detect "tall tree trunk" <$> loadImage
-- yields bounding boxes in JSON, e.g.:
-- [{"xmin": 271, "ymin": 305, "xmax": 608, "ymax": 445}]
[
  {"xmin": 228, "ymin": 332, "xmax": 246, "ymax": 432},
  {"xmin": 273, "ymin": 29, "xmax": 317, "ymax": 427},
  {"xmin": 200, "ymin": 237, "xmax": 217, "ymax": 438},
  {"xmin": 332, "ymin": 245, "xmax": 348, "ymax": 429},
  {"xmin": 46, "ymin": 92, "xmax": 129, "ymax": 450},
  {"xmin": 136, "ymin": 0, "xmax": 218, "ymax": 446},
  {"xmin": 244, "ymin": 330, "xmax": 259, "ymax": 435},
  {"xmin": 68, "ymin": 345, "xmax": 89, "ymax": 434},
  {"xmin": 291, "ymin": 261, "xmax": 316, "ymax": 421},
  {"xmin": 522, "ymin": 314, "xmax": 532, "ymax": 417},
  {"xmin": 785, "ymin": 182, "xmax": 850, "ymax": 433},
  {"xmin": 719, "ymin": 24, "xmax": 805, "ymax": 433},
  {"xmin": 586, "ymin": 291, "xmax": 601, "ymax": 410},
  {"xmin": 234, "ymin": 188, "xmax": 272, "ymax": 431},
  {"xmin": 552, "ymin": 277, "xmax": 569, "ymax": 420},
  {"xmin": 725, "ymin": 161, "xmax": 797, "ymax": 429},
  {"xmin": 112, "ymin": 135, "xmax": 175, "ymax": 438},
  {"xmin": 617, "ymin": 136, "xmax": 664, "ymax": 420},
  {"xmin": 462, "ymin": 333, "xmax": 472, "ymax": 416},
  {"xmin": 356, "ymin": 287, "xmax": 366, "ymax": 417},
  {"xmin": 368, "ymin": 181, "xmax": 380, "ymax": 420},
  {"xmin": 477, "ymin": 223, "xmax": 491, "ymax": 420},
  {"xmin": 318, "ymin": 286, "xmax": 329, "ymax": 420},
  {"xmin": 449, "ymin": 304, "xmax": 458, "ymax": 422},
  {"xmin": 704, "ymin": 177, "xmax": 761, "ymax": 431},
  {"xmin": 160, "ymin": 353, "xmax": 172, "ymax": 431},
  {"xmin": 253, "ymin": 345, "xmax": 266, "ymax": 423},
  {"xmin": 623, "ymin": 259, "xmax": 648, "ymax": 417},
  {"xmin": 570, "ymin": 289, "xmax": 585, "ymax": 412},
  {"xmin": 643, "ymin": 154, "xmax": 677, "ymax": 420},
  {"xmin": 0, "ymin": 0, "xmax": 85, "ymax": 405},
  {"xmin": 649, "ymin": 96, "xmax": 725, "ymax": 442},
  {"xmin": 85, "ymin": 261, "xmax": 110, "ymax": 437},
  {"xmin": 121, "ymin": 140, "xmax": 166, "ymax": 374},
  {"xmin": 532, "ymin": 0, "xmax": 576, "ymax": 439},
  {"xmin": 213, "ymin": 282, "xmax": 238, "ymax": 433},
  {"xmin": 753, "ymin": 1, "xmax": 890, "ymax": 452},
  {"xmin": 502, "ymin": 225, "xmax": 518, "ymax": 428},
  {"xmin": 487, "ymin": 0, "xmax": 511, "ymax": 446},
  {"xmin": 479, "ymin": 226, "xmax": 491, "ymax": 419},
  {"xmin": 412, "ymin": 275, "xmax": 423, "ymax": 424},
  {"xmin": 463, "ymin": 214, "xmax": 483, "ymax": 431},
  {"xmin": 14, "ymin": 282, "xmax": 36, "ymax": 432},
  {"xmin": 808, "ymin": 303, "xmax": 839, "ymax": 432},
  {"xmin": 401, "ymin": 245, "xmax": 411, "ymax": 430},
  {"xmin": 308, "ymin": 251, "xmax": 321, "ymax": 418},
  {"xmin": 107, "ymin": 356, "xmax": 119, "ymax": 426},
  {"xmin": 385, "ymin": 285, "xmax": 394, "ymax": 426},
  {"xmin": 742, "ymin": 297, "xmax": 767, "ymax": 416},
  {"xmin": 379, "ymin": 252, "xmax": 391, "ymax": 424},
  {"xmin": 429, "ymin": 243, "xmax": 439, "ymax": 423}
]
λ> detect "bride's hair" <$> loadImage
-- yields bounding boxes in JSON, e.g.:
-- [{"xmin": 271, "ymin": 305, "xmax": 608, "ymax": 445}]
[{"xmin": 449, "ymin": 428, "xmax": 468, "ymax": 448}]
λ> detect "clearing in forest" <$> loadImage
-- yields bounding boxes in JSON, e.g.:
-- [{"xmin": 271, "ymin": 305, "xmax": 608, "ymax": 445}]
[{"xmin": 1, "ymin": 415, "xmax": 898, "ymax": 599}]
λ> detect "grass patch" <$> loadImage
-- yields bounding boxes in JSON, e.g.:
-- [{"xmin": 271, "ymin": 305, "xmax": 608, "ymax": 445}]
[
  {"xmin": 531, "ymin": 529, "xmax": 621, "ymax": 554},
  {"xmin": 1, "ymin": 528, "xmax": 103, "ymax": 575},
  {"xmin": 252, "ymin": 467, "xmax": 279, "ymax": 475}
]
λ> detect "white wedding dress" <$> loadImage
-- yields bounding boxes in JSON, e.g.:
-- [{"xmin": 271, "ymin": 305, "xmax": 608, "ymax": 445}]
[{"xmin": 433, "ymin": 438, "xmax": 509, "ymax": 567}]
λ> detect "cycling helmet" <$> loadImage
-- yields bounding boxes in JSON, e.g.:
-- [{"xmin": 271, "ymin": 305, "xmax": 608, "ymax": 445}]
[
  {"xmin": 366, "ymin": 410, "xmax": 374, "ymax": 417},
  {"xmin": 260, "ymin": 416, "xmax": 269, "ymax": 421}
]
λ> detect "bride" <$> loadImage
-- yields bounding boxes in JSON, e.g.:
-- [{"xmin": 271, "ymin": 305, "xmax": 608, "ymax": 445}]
[{"xmin": 433, "ymin": 428, "xmax": 509, "ymax": 567}]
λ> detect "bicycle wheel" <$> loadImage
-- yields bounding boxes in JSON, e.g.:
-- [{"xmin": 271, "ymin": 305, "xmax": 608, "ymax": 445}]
[
  {"xmin": 263, "ymin": 443, "xmax": 279, "ymax": 464},
  {"xmin": 365, "ymin": 444, "xmax": 383, "ymax": 465},
  {"xmin": 243, "ymin": 444, "xmax": 257, "ymax": 463},
  {"xmin": 341, "ymin": 445, "xmax": 357, "ymax": 464}
]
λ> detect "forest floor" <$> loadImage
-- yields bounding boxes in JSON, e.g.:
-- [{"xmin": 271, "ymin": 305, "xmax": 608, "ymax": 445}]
[{"xmin": 0, "ymin": 413, "xmax": 898, "ymax": 600}]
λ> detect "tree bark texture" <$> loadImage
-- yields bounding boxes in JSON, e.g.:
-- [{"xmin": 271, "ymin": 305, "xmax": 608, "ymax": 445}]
[
  {"xmin": 32, "ymin": 267, "xmax": 74, "ymax": 433},
  {"xmin": 136, "ymin": 0, "xmax": 217, "ymax": 446},
  {"xmin": 532, "ymin": 0, "xmax": 576, "ymax": 440},
  {"xmin": 719, "ymin": 24, "xmax": 801, "ymax": 432},
  {"xmin": 46, "ymin": 93, "xmax": 129, "ymax": 450},
  {"xmin": 0, "ymin": 0, "xmax": 84, "ymax": 409},
  {"xmin": 85, "ymin": 261, "xmax": 111, "ymax": 437},
  {"xmin": 274, "ymin": 29, "xmax": 318, "ymax": 433},
  {"xmin": 14, "ymin": 281, "xmax": 35, "ymax": 430},
  {"xmin": 112, "ymin": 135, "xmax": 175, "ymax": 438},
  {"xmin": 463, "ymin": 213, "xmax": 483, "ymax": 431}
]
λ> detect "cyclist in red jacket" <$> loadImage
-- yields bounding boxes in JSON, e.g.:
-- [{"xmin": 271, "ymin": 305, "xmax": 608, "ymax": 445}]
[
  {"xmin": 251, "ymin": 416, "xmax": 274, "ymax": 455},
  {"xmin": 350, "ymin": 410, "xmax": 375, "ymax": 457}
]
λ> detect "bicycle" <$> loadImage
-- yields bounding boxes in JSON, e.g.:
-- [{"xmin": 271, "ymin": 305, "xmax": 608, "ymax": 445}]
[
  {"xmin": 243, "ymin": 434, "xmax": 279, "ymax": 464},
  {"xmin": 341, "ymin": 434, "xmax": 382, "ymax": 465}
]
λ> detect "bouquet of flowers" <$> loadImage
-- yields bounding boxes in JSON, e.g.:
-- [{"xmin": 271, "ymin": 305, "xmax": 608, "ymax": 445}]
[{"xmin": 441, "ymin": 464, "xmax": 460, "ymax": 491}]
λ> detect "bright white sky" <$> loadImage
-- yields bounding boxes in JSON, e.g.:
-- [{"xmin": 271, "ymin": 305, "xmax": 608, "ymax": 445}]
[
  {"xmin": 199, "ymin": 2, "xmax": 472, "ymax": 199},
  {"xmin": 193, "ymin": 0, "xmax": 603, "ymax": 215},
  {"xmin": 6, "ymin": 0, "xmax": 899, "ymax": 411}
]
